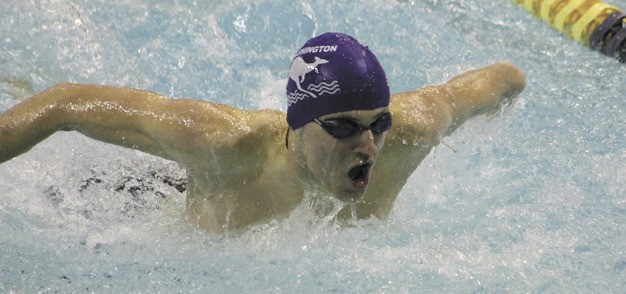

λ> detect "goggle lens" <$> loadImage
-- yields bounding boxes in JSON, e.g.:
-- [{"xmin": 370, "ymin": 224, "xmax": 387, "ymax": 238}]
[{"xmin": 314, "ymin": 113, "xmax": 392, "ymax": 139}]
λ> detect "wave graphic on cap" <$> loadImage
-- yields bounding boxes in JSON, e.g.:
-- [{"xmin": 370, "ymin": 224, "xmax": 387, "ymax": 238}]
[{"xmin": 286, "ymin": 32, "xmax": 390, "ymax": 129}]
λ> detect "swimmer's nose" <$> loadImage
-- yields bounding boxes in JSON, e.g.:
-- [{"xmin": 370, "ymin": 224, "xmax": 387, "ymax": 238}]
[{"xmin": 353, "ymin": 130, "xmax": 378, "ymax": 157}]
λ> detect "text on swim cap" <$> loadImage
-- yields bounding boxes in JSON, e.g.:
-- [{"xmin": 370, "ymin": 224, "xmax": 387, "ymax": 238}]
[{"xmin": 297, "ymin": 45, "xmax": 338, "ymax": 55}]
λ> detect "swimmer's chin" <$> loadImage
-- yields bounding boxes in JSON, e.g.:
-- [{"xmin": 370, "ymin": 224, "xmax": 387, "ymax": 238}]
[{"xmin": 333, "ymin": 189, "xmax": 366, "ymax": 203}]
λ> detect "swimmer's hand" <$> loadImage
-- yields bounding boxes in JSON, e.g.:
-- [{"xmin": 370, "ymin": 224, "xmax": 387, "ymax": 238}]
[
  {"xmin": 442, "ymin": 62, "xmax": 525, "ymax": 132},
  {"xmin": 0, "ymin": 85, "xmax": 66, "ymax": 163}
]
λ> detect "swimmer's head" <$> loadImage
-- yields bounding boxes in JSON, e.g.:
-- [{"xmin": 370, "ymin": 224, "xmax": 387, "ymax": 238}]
[{"xmin": 286, "ymin": 32, "xmax": 390, "ymax": 129}]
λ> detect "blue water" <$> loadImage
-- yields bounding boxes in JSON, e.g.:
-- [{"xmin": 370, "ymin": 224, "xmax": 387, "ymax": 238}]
[{"xmin": 1, "ymin": 0, "xmax": 625, "ymax": 292}]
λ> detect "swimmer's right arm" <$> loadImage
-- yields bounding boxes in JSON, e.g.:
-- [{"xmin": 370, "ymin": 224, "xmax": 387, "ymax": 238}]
[{"xmin": 0, "ymin": 83, "xmax": 262, "ymax": 167}]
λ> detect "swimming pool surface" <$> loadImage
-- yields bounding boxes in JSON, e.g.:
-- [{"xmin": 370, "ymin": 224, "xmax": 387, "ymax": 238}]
[{"xmin": 1, "ymin": 0, "xmax": 624, "ymax": 292}]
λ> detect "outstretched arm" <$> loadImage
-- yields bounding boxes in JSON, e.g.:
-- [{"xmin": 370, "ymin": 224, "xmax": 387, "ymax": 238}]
[
  {"xmin": 0, "ymin": 83, "xmax": 265, "ymax": 167},
  {"xmin": 354, "ymin": 62, "xmax": 525, "ymax": 220},
  {"xmin": 439, "ymin": 62, "xmax": 526, "ymax": 134},
  {"xmin": 389, "ymin": 62, "xmax": 526, "ymax": 147}
]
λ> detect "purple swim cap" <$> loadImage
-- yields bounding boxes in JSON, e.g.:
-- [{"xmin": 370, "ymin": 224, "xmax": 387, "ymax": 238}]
[{"xmin": 286, "ymin": 32, "xmax": 390, "ymax": 129}]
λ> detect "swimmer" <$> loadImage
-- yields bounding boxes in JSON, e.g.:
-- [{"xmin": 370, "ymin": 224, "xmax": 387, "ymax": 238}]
[{"xmin": 0, "ymin": 32, "xmax": 525, "ymax": 233}]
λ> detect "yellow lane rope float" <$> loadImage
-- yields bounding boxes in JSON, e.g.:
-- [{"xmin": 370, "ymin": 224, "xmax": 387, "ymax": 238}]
[{"xmin": 515, "ymin": 0, "xmax": 626, "ymax": 62}]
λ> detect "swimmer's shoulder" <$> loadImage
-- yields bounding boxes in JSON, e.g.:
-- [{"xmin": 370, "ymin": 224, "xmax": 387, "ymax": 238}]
[
  {"xmin": 247, "ymin": 108, "xmax": 289, "ymax": 150},
  {"xmin": 156, "ymin": 100, "xmax": 286, "ymax": 172},
  {"xmin": 195, "ymin": 104, "xmax": 286, "ymax": 150},
  {"xmin": 388, "ymin": 86, "xmax": 452, "ymax": 148}
]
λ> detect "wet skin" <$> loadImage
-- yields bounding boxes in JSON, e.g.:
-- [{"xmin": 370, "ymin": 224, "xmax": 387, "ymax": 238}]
[
  {"xmin": 294, "ymin": 108, "xmax": 390, "ymax": 202},
  {"xmin": 0, "ymin": 62, "xmax": 526, "ymax": 233}
]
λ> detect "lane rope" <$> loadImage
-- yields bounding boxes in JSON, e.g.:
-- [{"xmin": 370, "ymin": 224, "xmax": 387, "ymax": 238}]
[{"xmin": 515, "ymin": 0, "xmax": 625, "ymax": 62}]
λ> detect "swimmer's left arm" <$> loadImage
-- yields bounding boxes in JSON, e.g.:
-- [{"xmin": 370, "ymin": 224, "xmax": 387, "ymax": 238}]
[
  {"xmin": 389, "ymin": 62, "xmax": 525, "ymax": 145},
  {"xmin": 364, "ymin": 63, "xmax": 525, "ymax": 219},
  {"xmin": 439, "ymin": 62, "xmax": 526, "ymax": 135}
]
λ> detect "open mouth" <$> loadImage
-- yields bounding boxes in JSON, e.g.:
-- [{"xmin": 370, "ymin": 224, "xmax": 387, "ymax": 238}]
[{"xmin": 348, "ymin": 162, "xmax": 372, "ymax": 189}]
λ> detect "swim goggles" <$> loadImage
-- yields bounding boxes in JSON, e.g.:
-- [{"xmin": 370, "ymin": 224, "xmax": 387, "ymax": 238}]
[{"xmin": 313, "ymin": 113, "xmax": 392, "ymax": 139}]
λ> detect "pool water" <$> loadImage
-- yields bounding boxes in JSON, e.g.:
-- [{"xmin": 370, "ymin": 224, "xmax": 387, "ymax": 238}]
[{"xmin": 1, "ymin": 0, "xmax": 624, "ymax": 292}]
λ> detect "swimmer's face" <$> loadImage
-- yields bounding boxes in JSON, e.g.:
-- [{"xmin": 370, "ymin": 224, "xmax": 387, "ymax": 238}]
[{"xmin": 298, "ymin": 107, "xmax": 390, "ymax": 202}]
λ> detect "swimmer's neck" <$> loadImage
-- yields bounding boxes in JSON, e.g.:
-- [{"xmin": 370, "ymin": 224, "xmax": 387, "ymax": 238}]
[{"xmin": 285, "ymin": 128, "xmax": 335, "ymax": 196}]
